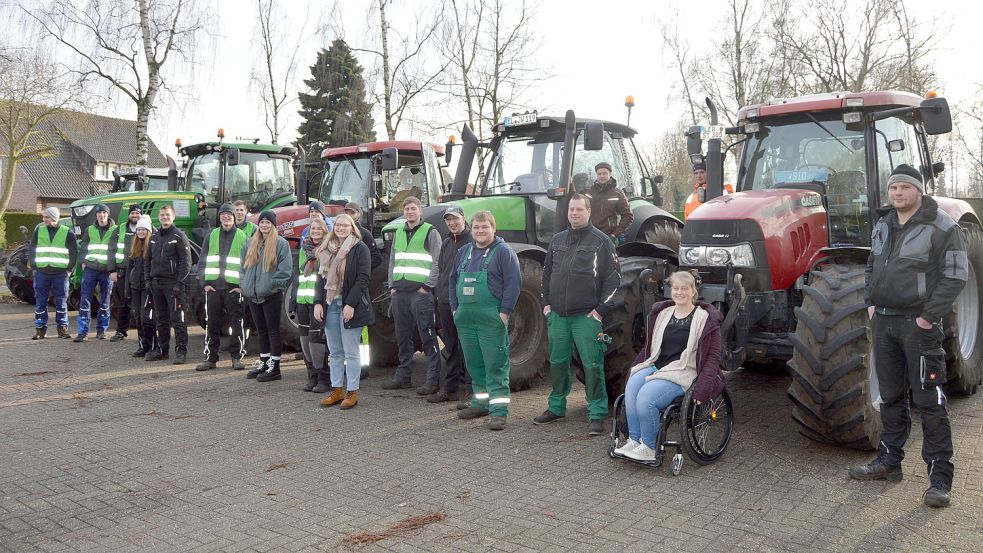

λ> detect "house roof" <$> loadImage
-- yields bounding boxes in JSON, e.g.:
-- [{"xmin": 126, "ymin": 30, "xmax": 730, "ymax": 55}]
[{"xmin": 49, "ymin": 110, "xmax": 167, "ymax": 166}]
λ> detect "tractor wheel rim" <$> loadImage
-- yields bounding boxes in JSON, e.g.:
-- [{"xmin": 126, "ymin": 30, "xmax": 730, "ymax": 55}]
[{"xmin": 957, "ymin": 261, "xmax": 978, "ymax": 359}]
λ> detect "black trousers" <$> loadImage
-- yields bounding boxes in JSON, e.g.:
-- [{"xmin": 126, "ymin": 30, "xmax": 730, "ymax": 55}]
[
  {"xmin": 438, "ymin": 300, "xmax": 470, "ymax": 393},
  {"xmin": 114, "ymin": 271, "xmax": 131, "ymax": 333},
  {"xmin": 248, "ymin": 291, "xmax": 283, "ymax": 357},
  {"xmin": 872, "ymin": 313, "xmax": 954, "ymax": 485},
  {"xmin": 130, "ymin": 288, "xmax": 157, "ymax": 353},
  {"xmin": 151, "ymin": 283, "xmax": 188, "ymax": 356},
  {"xmin": 391, "ymin": 289, "xmax": 442, "ymax": 386},
  {"xmin": 204, "ymin": 287, "xmax": 245, "ymax": 362}
]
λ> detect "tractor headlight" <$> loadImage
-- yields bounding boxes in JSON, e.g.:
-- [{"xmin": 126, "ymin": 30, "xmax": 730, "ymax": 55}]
[
  {"xmin": 678, "ymin": 243, "xmax": 756, "ymax": 267},
  {"xmin": 73, "ymin": 205, "xmax": 95, "ymax": 217}
]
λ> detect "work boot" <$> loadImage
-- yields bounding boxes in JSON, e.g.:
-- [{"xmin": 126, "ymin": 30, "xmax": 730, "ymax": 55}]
[
  {"xmin": 312, "ymin": 373, "xmax": 331, "ymax": 393},
  {"xmin": 195, "ymin": 360, "xmax": 217, "ymax": 372},
  {"xmin": 109, "ymin": 332, "xmax": 126, "ymax": 342},
  {"xmin": 73, "ymin": 333, "xmax": 87, "ymax": 343},
  {"xmin": 320, "ymin": 388, "xmax": 345, "ymax": 407},
  {"xmin": 360, "ymin": 367, "xmax": 370, "ymax": 380},
  {"xmin": 457, "ymin": 392, "xmax": 472, "ymax": 410},
  {"xmin": 96, "ymin": 330, "xmax": 106, "ymax": 340},
  {"xmin": 303, "ymin": 363, "xmax": 317, "ymax": 392},
  {"xmin": 381, "ymin": 379, "xmax": 413, "ymax": 390},
  {"xmin": 173, "ymin": 353, "xmax": 186, "ymax": 365},
  {"xmin": 340, "ymin": 391, "xmax": 358, "ymax": 410},
  {"xmin": 144, "ymin": 351, "xmax": 164, "ymax": 361},
  {"xmin": 256, "ymin": 359, "xmax": 282, "ymax": 382},
  {"xmin": 848, "ymin": 454, "xmax": 903, "ymax": 481},
  {"xmin": 533, "ymin": 410, "xmax": 564, "ymax": 425},
  {"xmin": 32, "ymin": 327, "xmax": 46, "ymax": 340},
  {"xmin": 426, "ymin": 390, "xmax": 455, "ymax": 404},
  {"xmin": 57, "ymin": 326, "xmax": 71, "ymax": 339},
  {"xmin": 588, "ymin": 420, "xmax": 606, "ymax": 436},
  {"xmin": 416, "ymin": 383, "xmax": 438, "ymax": 396},
  {"xmin": 923, "ymin": 481, "xmax": 951, "ymax": 508},
  {"xmin": 247, "ymin": 358, "xmax": 270, "ymax": 379},
  {"xmin": 230, "ymin": 358, "xmax": 246, "ymax": 371},
  {"xmin": 132, "ymin": 348, "xmax": 148, "ymax": 358},
  {"xmin": 457, "ymin": 407, "xmax": 489, "ymax": 420},
  {"xmin": 488, "ymin": 416, "xmax": 506, "ymax": 431}
]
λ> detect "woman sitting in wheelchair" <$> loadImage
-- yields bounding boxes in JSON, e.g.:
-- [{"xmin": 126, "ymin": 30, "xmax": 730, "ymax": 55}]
[{"xmin": 614, "ymin": 271, "xmax": 724, "ymax": 461}]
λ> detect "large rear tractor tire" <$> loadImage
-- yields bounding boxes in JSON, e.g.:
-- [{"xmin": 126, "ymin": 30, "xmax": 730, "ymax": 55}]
[
  {"xmin": 575, "ymin": 256, "xmax": 661, "ymax": 400},
  {"xmin": 641, "ymin": 219, "xmax": 681, "ymax": 253},
  {"xmin": 368, "ymin": 262, "xmax": 400, "ymax": 368},
  {"xmin": 279, "ymin": 278, "xmax": 301, "ymax": 352},
  {"xmin": 943, "ymin": 223, "xmax": 983, "ymax": 395},
  {"xmin": 787, "ymin": 264, "xmax": 880, "ymax": 450},
  {"xmin": 507, "ymin": 258, "xmax": 549, "ymax": 391},
  {"xmin": 5, "ymin": 273, "xmax": 34, "ymax": 304}
]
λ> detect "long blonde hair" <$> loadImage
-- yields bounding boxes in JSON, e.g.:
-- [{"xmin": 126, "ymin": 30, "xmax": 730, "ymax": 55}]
[
  {"xmin": 243, "ymin": 225, "xmax": 279, "ymax": 272},
  {"xmin": 316, "ymin": 213, "xmax": 361, "ymax": 256}
]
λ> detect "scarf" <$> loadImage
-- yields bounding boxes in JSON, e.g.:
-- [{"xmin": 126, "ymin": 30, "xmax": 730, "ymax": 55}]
[
  {"xmin": 318, "ymin": 234, "xmax": 358, "ymax": 302},
  {"xmin": 301, "ymin": 236, "xmax": 320, "ymax": 276}
]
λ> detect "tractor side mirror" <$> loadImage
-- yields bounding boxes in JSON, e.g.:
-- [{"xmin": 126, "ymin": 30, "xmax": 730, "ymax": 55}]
[
  {"xmin": 380, "ymin": 147, "xmax": 398, "ymax": 171},
  {"xmin": 224, "ymin": 147, "xmax": 240, "ymax": 166},
  {"xmin": 653, "ymin": 175, "xmax": 665, "ymax": 185},
  {"xmin": 686, "ymin": 126, "xmax": 703, "ymax": 157},
  {"xmin": 111, "ymin": 171, "xmax": 121, "ymax": 193},
  {"xmin": 887, "ymin": 139, "xmax": 905, "ymax": 152},
  {"xmin": 933, "ymin": 161, "xmax": 945, "ymax": 175},
  {"xmin": 920, "ymin": 97, "xmax": 952, "ymax": 135},
  {"xmin": 584, "ymin": 122, "xmax": 604, "ymax": 151}
]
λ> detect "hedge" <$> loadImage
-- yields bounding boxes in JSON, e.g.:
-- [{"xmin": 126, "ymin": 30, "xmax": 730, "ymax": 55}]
[{"xmin": 2, "ymin": 212, "xmax": 42, "ymax": 250}]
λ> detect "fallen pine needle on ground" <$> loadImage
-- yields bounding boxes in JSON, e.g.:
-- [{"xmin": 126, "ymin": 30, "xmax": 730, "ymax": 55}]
[{"xmin": 341, "ymin": 511, "xmax": 447, "ymax": 545}]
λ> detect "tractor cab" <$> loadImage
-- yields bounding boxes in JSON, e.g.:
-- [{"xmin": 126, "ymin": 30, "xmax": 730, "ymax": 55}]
[{"xmin": 111, "ymin": 167, "xmax": 177, "ymax": 193}]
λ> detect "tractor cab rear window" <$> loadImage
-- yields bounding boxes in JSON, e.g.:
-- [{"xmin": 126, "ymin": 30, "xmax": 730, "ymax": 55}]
[{"xmin": 186, "ymin": 151, "xmax": 293, "ymax": 207}]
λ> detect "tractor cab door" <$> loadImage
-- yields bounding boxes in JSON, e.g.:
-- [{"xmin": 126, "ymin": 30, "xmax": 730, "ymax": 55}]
[{"xmin": 872, "ymin": 115, "xmax": 925, "ymax": 207}]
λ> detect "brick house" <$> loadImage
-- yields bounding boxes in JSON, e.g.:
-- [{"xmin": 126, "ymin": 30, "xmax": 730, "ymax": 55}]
[{"xmin": 3, "ymin": 109, "xmax": 167, "ymax": 213}]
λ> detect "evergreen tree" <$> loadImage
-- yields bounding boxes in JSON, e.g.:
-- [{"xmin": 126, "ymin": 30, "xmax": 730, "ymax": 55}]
[{"xmin": 297, "ymin": 39, "xmax": 376, "ymax": 156}]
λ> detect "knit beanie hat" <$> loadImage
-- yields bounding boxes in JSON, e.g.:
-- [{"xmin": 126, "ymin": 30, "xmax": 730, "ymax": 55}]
[
  {"xmin": 887, "ymin": 164, "xmax": 923, "ymax": 193},
  {"xmin": 95, "ymin": 203, "xmax": 110, "ymax": 214},
  {"xmin": 128, "ymin": 204, "xmax": 143, "ymax": 214},
  {"xmin": 218, "ymin": 203, "xmax": 235, "ymax": 216},
  {"xmin": 43, "ymin": 206, "xmax": 60, "ymax": 220},
  {"xmin": 595, "ymin": 162, "xmax": 613, "ymax": 173},
  {"xmin": 135, "ymin": 215, "xmax": 153, "ymax": 232},
  {"xmin": 308, "ymin": 200, "xmax": 327, "ymax": 218},
  {"xmin": 258, "ymin": 210, "xmax": 277, "ymax": 226}
]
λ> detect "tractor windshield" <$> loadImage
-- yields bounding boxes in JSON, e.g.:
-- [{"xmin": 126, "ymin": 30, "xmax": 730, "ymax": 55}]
[
  {"xmin": 320, "ymin": 153, "xmax": 433, "ymax": 213},
  {"xmin": 321, "ymin": 158, "xmax": 372, "ymax": 206},
  {"xmin": 186, "ymin": 151, "xmax": 293, "ymax": 208},
  {"xmin": 740, "ymin": 116, "xmax": 870, "ymax": 247}
]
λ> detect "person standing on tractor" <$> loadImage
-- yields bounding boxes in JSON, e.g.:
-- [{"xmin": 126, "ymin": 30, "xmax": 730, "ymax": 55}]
[
  {"xmin": 684, "ymin": 163, "xmax": 733, "ymax": 220},
  {"xmin": 194, "ymin": 203, "xmax": 249, "ymax": 372},
  {"xmin": 109, "ymin": 204, "xmax": 143, "ymax": 342},
  {"xmin": 449, "ymin": 211, "xmax": 521, "ymax": 431},
  {"xmin": 233, "ymin": 200, "xmax": 257, "ymax": 236},
  {"xmin": 537, "ymin": 193, "xmax": 621, "ymax": 435},
  {"xmin": 29, "ymin": 207, "xmax": 77, "ymax": 340},
  {"xmin": 850, "ymin": 164, "xmax": 968, "ymax": 509},
  {"xmin": 242, "ymin": 211, "xmax": 293, "ymax": 382},
  {"xmin": 584, "ymin": 162, "xmax": 633, "ymax": 243},
  {"xmin": 291, "ymin": 217, "xmax": 329, "ymax": 390},
  {"xmin": 430, "ymin": 206, "xmax": 474, "ymax": 406},
  {"xmin": 126, "ymin": 215, "xmax": 157, "ymax": 358},
  {"xmin": 75, "ymin": 203, "xmax": 118, "ymax": 342},
  {"xmin": 344, "ymin": 202, "xmax": 382, "ymax": 269},
  {"xmin": 382, "ymin": 196, "xmax": 443, "ymax": 394},
  {"xmin": 144, "ymin": 204, "xmax": 192, "ymax": 364}
]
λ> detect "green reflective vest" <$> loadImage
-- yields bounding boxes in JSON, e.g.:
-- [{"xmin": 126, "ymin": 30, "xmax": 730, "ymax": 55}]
[
  {"xmin": 114, "ymin": 222, "xmax": 132, "ymax": 264},
  {"xmin": 34, "ymin": 225, "xmax": 71, "ymax": 269},
  {"xmin": 296, "ymin": 249, "xmax": 317, "ymax": 305},
  {"xmin": 392, "ymin": 222, "xmax": 434, "ymax": 283},
  {"xmin": 84, "ymin": 224, "xmax": 114, "ymax": 267},
  {"xmin": 204, "ymin": 227, "xmax": 248, "ymax": 284},
  {"xmin": 239, "ymin": 221, "xmax": 257, "ymax": 236}
]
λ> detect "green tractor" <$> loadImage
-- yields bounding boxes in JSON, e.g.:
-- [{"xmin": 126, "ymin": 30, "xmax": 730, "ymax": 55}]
[
  {"xmin": 375, "ymin": 111, "xmax": 682, "ymax": 395},
  {"xmin": 67, "ymin": 133, "xmax": 299, "ymax": 325}
]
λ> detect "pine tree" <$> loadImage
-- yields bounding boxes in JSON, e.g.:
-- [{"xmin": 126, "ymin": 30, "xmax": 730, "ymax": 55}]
[{"xmin": 296, "ymin": 39, "xmax": 376, "ymax": 156}]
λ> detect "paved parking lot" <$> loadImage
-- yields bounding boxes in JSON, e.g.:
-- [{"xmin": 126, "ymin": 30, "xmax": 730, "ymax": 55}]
[{"xmin": 1, "ymin": 301, "xmax": 981, "ymax": 552}]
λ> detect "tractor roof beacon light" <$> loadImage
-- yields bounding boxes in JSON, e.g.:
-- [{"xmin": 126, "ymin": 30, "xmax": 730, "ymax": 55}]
[
  {"xmin": 625, "ymin": 95, "xmax": 635, "ymax": 127},
  {"xmin": 217, "ymin": 128, "xmax": 225, "ymax": 140},
  {"xmin": 174, "ymin": 138, "xmax": 182, "ymax": 149}
]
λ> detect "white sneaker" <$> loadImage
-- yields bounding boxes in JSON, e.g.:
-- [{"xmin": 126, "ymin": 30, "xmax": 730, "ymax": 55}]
[
  {"xmin": 625, "ymin": 444, "xmax": 657, "ymax": 461},
  {"xmin": 614, "ymin": 439, "xmax": 640, "ymax": 456}
]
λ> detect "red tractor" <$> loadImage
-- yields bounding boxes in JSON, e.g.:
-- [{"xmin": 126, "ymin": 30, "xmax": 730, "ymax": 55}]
[{"xmin": 682, "ymin": 91, "xmax": 983, "ymax": 449}]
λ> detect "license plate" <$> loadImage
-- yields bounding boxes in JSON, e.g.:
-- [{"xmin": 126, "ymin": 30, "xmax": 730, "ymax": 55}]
[{"xmin": 504, "ymin": 112, "xmax": 538, "ymax": 127}]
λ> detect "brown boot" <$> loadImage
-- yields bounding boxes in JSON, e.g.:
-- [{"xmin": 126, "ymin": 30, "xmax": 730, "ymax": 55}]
[
  {"xmin": 320, "ymin": 388, "xmax": 345, "ymax": 407},
  {"xmin": 340, "ymin": 390, "xmax": 358, "ymax": 410}
]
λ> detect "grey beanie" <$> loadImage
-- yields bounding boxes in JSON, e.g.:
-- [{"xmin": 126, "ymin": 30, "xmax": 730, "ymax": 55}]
[
  {"xmin": 887, "ymin": 164, "xmax": 923, "ymax": 193},
  {"xmin": 43, "ymin": 207, "xmax": 60, "ymax": 220}
]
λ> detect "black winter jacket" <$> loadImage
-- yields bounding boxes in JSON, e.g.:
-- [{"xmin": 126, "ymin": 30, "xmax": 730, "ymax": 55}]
[
  {"xmin": 541, "ymin": 223, "xmax": 621, "ymax": 317},
  {"xmin": 315, "ymin": 240, "xmax": 375, "ymax": 329},
  {"xmin": 144, "ymin": 225, "xmax": 192, "ymax": 289},
  {"xmin": 127, "ymin": 252, "xmax": 149, "ymax": 294},
  {"xmin": 865, "ymin": 195, "xmax": 968, "ymax": 323},
  {"xmin": 436, "ymin": 227, "xmax": 473, "ymax": 304}
]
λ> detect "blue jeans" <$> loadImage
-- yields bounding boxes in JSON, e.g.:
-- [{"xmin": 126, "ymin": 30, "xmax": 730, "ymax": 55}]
[
  {"xmin": 625, "ymin": 367, "xmax": 684, "ymax": 448},
  {"xmin": 325, "ymin": 298, "xmax": 363, "ymax": 391},
  {"xmin": 78, "ymin": 267, "xmax": 113, "ymax": 335},
  {"xmin": 34, "ymin": 271, "xmax": 69, "ymax": 328}
]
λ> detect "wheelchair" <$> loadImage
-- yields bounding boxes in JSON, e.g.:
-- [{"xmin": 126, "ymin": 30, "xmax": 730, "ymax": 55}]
[{"xmin": 608, "ymin": 386, "xmax": 734, "ymax": 475}]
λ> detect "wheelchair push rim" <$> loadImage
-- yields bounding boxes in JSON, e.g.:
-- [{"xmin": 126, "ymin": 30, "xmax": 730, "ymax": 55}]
[{"xmin": 680, "ymin": 388, "xmax": 734, "ymax": 465}]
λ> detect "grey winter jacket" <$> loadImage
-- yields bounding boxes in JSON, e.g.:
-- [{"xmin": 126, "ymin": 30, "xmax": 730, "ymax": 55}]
[{"xmin": 240, "ymin": 234, "xmax": 293, "ymax": 303}]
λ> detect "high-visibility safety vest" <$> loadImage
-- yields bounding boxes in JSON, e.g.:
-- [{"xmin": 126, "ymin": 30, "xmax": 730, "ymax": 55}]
[
  {"xmin": 296, "ymin": 248, "xmax": 317, "ymax": 304},
  {"xmin": 34, "ymin": 225, "xmax": 71, "ymax": 269},
  {"xmin": 114, "ymin": 223, "xmax": 132, "ymax": 264},
  {"xmin": 204, "ymin": 227, "xmax": 248, "ymax": 284},
  {"xmin": 239, "ymin": 221, "xmax": 257, "ymax": 236},
  {"xmin": 392, "ymin": 222, "xmax": 434, "ymax": 283},
  {"xmin": 84, "ymin": 225, "xmax": 114, "ymax": 266}
]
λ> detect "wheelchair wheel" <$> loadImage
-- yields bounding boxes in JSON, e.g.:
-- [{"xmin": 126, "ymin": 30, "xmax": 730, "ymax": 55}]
[
  {"xmin": 608, "ymin": 394, "xmax": 628, "ymax": 458},
  {"xmin": 680, "ymin": 388, "xmax": 733, "ymax": 465}
]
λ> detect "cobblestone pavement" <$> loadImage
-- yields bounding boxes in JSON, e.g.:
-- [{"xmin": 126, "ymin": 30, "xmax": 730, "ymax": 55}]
[{"xmin": 1, "ymin": 302, "xmax": 981, "ymax": 552}]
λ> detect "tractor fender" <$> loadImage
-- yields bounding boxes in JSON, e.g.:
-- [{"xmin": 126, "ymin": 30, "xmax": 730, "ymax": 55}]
[
  {"xmin": 617, "ymin": 241, "xmax": 677, "ymax": 263},
  {"xmin": 625, "ymin": 203, "xmax": 682, "ymax": 242},
  {"xmin": 936, "ymin": 197, "xmax": 983, "ymax": 228},
  {"xmin": 508, "ymin": 242, "xmax": 547, "ymax": 265}
]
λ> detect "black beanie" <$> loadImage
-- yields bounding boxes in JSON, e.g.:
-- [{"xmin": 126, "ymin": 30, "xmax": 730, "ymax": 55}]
[
  {"xmin": 218, "ymin": 203, "xmax": 235, "ymax": 216},
  {"xmin": 128, "ymin": 204, "xmax": 143, "ymax": 214},
  {"xmin": 693, "ymin": 162, "xmax": 706, "ymax": 172},
  {"xmin": 258, "ymin": 210, "xmax": 277, "ymax": 226},
  {"xmin": 888, "ymin": 164, "xmax": 923, "ymax": 193},
  {"xmin": 308, "ymin": 200, "xmax": 327, "ymax": 218},
  {"xmin": 95, "ymin": 203, "xmax": 110, "ymax": 214}
]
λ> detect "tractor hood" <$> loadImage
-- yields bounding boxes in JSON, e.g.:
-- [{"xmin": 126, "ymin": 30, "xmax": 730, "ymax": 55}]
[
  {"xmin": 70, "ymin": 191, "xmax": 198, "ymax": 236},
  {"xmin": 265, "ymin": 203, "xmax": 345, "ymax": 246},
  {"xmin": 682, "ymin": 189, "xmax": 830, "ymax": 291},
  {"xmin": 381, "ymin": 196, "xmax": 529, "ymax": 235}
]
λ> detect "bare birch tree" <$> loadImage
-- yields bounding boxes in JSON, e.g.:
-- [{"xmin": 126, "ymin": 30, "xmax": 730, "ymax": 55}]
[{"xmin": 27, "ymin": 0, "xmax": 206, "ymax": 165}]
